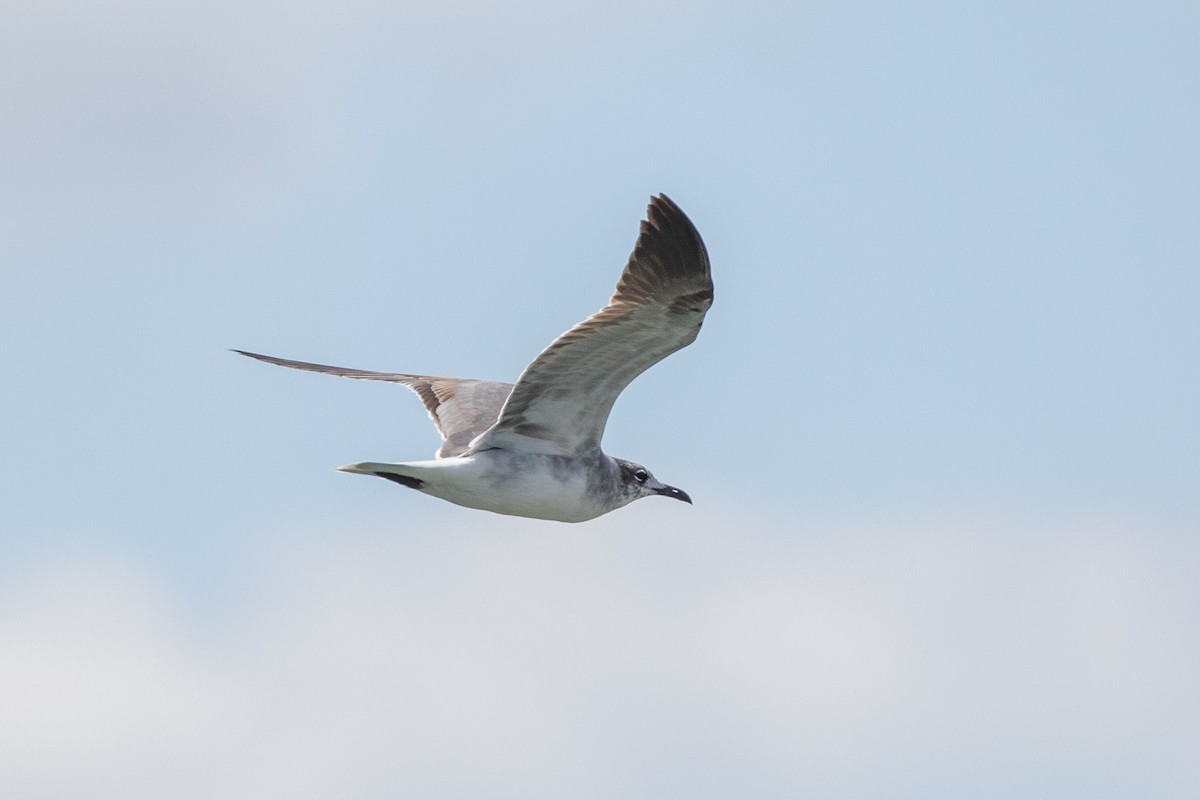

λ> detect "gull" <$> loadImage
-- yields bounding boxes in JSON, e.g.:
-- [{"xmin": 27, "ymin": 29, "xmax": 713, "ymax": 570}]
[{"xmin": 234, "ymin": 194, "xmax": 712, "ymax": 522}]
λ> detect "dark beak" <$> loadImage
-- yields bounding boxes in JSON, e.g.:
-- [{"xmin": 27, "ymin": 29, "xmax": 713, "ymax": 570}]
[{"xmin": 655, "ymin": 485, "xmax": 692, "ymax": 505}]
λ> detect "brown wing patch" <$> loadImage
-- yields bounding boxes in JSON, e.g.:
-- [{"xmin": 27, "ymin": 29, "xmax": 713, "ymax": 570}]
[
  {"xmin": 468, "ymin": 194, "xmax": 713, "ymax": 456},
  {"xmin": 232, "ymin": 349, "xmax": 513, "ymax": 458}
]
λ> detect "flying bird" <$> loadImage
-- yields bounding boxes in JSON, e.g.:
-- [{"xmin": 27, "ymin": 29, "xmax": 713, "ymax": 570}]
[{"xmin": 235, "ymin": 194, "xmax": 712, "ymax": 522}]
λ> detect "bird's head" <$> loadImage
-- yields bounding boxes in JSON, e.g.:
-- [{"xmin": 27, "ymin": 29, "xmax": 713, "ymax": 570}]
[{"xmin": 613, "ymin": 458, "xmax": 692, "ymax": 508}]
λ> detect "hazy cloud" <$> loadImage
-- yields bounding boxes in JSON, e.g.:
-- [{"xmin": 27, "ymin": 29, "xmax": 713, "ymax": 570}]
[{"xmin": 2, "ymin": 510, "xmax": 1196, "ymax": 799}]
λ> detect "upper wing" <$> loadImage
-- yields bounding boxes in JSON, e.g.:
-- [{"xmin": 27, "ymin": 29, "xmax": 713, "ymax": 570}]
[
  {"xmin": 232, "ymin": 350, "xmax": 513, "ymax": 458},
  {"xmin": 467, "ymin": 194, "xmax": 712, "ymax": 457}
]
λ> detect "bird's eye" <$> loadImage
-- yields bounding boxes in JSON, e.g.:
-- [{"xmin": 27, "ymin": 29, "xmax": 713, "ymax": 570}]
[{"xmin": 633, "ymin": 468, "xmax": 649, "ymax": 483}]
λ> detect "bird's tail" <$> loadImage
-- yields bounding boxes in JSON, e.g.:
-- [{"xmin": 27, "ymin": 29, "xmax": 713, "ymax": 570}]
[{"xmin": 338, "ymin": 462, "xmax": 425, "ymax": 490}]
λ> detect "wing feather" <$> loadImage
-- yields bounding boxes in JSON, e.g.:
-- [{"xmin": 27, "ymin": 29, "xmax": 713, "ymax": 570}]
[
  {"xmin": 232, "ymin": 350, "xmax": 512, "ymax": 457},
  {"xmin": 467, "ymin": 194, "xmax": 712, "ymax": 456}
]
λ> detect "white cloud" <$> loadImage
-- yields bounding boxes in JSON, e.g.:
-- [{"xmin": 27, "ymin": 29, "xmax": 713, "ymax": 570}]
[{"xmin": 1, "ymin": 509, "xmax": 1197, "ymax": 799}]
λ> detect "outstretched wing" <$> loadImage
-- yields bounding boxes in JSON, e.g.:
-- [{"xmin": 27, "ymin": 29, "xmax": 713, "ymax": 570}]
[
  {"xmin": 232, "ymin": 350, "xmax": 513, "ymax": 458},
  {"xmin": 467, "ymin": 194, "xmax": 712, "ymax": 457}
]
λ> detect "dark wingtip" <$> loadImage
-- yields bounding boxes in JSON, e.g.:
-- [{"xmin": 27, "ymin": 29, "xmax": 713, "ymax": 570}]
[
  {"xmin": 646, "ymin": 193, "xmax": 689, "ymax": 231},
  {"xmin": 614, "ymin": 193, "xmax": 711, "ymax": 303},
  {"xmin": 374, "ymin": 472, "xmax": 424, "ymax": 490},
  {"xmin": 649, "ymin": 193, "xmax": 686, "ymax": 217}
]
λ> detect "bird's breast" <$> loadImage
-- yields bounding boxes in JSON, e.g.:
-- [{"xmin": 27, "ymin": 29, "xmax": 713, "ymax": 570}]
[{"xmin": 414, "ymin": 451, "xmax": 617, "ymax": 523}]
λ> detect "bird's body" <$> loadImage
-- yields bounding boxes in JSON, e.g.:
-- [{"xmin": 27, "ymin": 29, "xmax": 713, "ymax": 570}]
[
  {"xmin": 235, "ymin": 194, "xmax": 712, "ymax": 522},
  {"xmin": 344, "ymin": 451, "xmax": 623, "ymax": 523}
]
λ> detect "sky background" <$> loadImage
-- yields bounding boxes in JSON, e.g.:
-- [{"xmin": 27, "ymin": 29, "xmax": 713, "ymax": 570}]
[{"xmin": 2, "ymin": 1, "xmax": 1199, "ymax": 797}]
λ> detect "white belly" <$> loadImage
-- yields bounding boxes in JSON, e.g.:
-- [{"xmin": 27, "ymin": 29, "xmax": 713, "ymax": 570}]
[{"xmin": 389, "ymin": 452, "xmax": 614, "ymax": 523}]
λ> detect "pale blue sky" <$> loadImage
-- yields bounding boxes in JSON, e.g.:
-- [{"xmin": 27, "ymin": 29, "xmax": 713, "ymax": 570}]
[{"xmin": 2, "ymin": 1, "xmax": 1198, "ymax": 797}]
